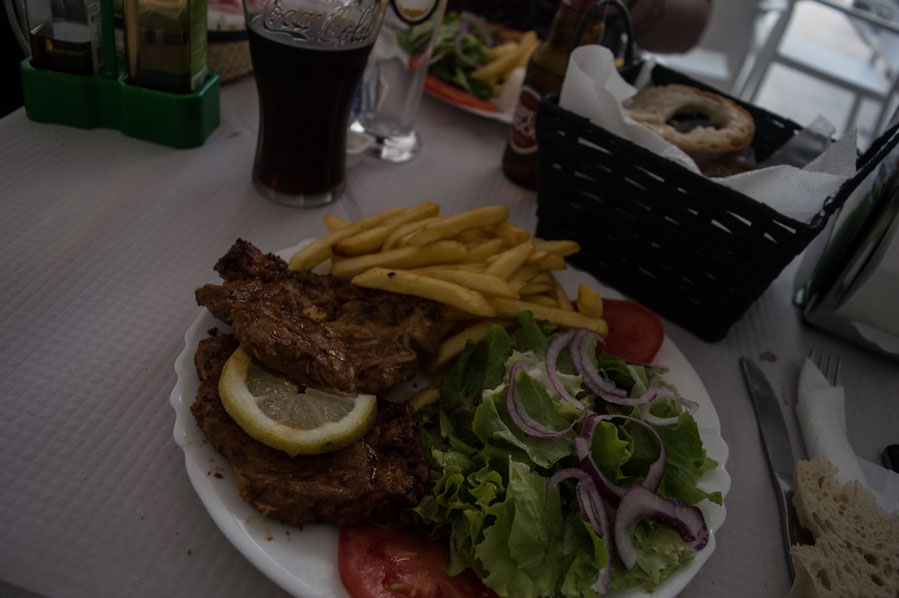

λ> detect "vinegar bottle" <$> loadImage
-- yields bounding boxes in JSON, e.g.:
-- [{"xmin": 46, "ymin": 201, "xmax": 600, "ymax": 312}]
[
  {"xmin": 26, "ymin": 0, "xmax": 104, "ymax": 75},
  {"xmin": 501, "ymin": 0, "xmax": 605, "ymax": 189}
]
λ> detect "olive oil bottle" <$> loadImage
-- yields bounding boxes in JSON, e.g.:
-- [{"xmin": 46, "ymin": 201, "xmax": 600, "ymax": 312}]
[{"xmin": 124, "ymin": 0, "xmax": 208, "ymax": 93}]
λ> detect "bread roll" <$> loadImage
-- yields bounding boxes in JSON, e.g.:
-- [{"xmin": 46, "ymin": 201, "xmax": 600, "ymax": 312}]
[
  {"xmin": 624, "ymin": 84, "xmax": 755, "ymax": 155},
  {"xmin": 787, "ymin": 456, "xmax": 899, "ymax": 598}
]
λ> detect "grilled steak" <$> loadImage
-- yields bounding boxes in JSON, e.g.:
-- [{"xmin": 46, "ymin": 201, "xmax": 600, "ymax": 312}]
[
  {"xmin": 191, "ymin": 329, "xmax": 430, "ymax": 526},
  {"xmin": 195, "ymin": 239, "xmax": 441, "ymax": 394},
  {"xmin": 190, "ymin": 240, "xmax": 439, "ymax": 526}
]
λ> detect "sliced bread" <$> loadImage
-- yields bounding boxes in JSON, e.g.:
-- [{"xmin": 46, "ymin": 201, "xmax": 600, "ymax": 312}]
[{"xmin": 787, "ymin": 456, "xmax": 899, "ymax": 598}]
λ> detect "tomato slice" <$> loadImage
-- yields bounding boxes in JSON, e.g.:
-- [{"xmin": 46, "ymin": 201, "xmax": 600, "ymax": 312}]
[
  {"xmin": 339, "ymin": 524, "xmax": 498, "ymax": 598},
  {"xmin": 424, "ymin": 75, "xmax": 499, "ymax": 113},
  {"xmin": 600, "ymin": 298, "xmax": 665, "ymax": 364}
]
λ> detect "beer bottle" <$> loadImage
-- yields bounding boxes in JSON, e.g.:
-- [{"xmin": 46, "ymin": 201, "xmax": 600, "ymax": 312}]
[{"xmin": 501, "ymin": 0, "xmax": 605, "ymax": 189}]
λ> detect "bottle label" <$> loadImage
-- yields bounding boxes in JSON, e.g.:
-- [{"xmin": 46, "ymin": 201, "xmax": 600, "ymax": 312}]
[{"xmin": 509, "ymin": 84, "xmax": 541, "ymax": 155}]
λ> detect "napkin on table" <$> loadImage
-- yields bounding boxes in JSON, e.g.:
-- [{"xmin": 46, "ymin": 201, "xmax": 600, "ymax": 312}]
[
  {"xmin": 557, "ymin": 45, "xmax": 858, "ymax": 223},
  {"xmin": 796, "ymin": 357, "xmax": 899, "ymax": 514}
]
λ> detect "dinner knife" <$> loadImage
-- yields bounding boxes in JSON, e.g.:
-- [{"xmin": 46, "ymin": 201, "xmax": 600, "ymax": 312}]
[{"xmin": 740, "ymin": 357, "xmax": 809, "ymax": 581}]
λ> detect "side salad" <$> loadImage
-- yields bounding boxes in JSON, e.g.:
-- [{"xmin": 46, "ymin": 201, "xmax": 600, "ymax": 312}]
[
  {"xmin": 409, "ymin": 312, "xmax": 723, "ymax": 597},
  {"xmin": 411, "ymin": 10, "xmax": 538, "ymax": 114},
  {"xmin": 425, "ymin": 10, "xmax": 496, "ymax": 100}
]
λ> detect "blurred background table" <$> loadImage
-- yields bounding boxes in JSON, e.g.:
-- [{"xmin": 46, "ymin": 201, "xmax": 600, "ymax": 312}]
[{"xmin": 1, "ymin": 74, "xmax": 896, "ymax": 598}]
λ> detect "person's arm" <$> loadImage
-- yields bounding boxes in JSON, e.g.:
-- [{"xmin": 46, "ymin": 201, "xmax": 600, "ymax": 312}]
[{"xmin": 626, "ymin": 0, "xmax": 712, "ymax": 53}]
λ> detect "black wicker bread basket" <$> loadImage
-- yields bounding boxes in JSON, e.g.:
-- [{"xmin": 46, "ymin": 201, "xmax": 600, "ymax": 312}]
[{"xmin": 535, "ymin": 57, "xmax": 894, "ymax": 341}]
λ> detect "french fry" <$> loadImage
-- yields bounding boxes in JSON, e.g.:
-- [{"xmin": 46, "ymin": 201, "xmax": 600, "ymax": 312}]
[
  {"xmin": 488, "ymin": 297, "xmax": 608, "ymax": 336},
  {"xmin": 334, "ymin": 202, "xmax": 440, "ymax": 256},
  {"xmin": 329, "ymin": 240, "xmax": 469, "ymax": 278},
  {"xmin": 533, "ymin": 238, "xmax": 581, "ymax": 256},
  {"xmin": 576, "ymin": 283, "xmax": 604, "ymax": 318},
  {"xmin": 411, "ymin": 267, "xmax": 519, "ymax": 298},
  {"xmin": 486, "ymin": 241, "xmax": 534, "ymax": 280},
  {"xmin": 408, "ymin": 383, "xmax": 442, "ymax": 412},
  {"xmin": 554, "ymin": 279, "xmax": 574, "ymax": 311},
  {"xmin": 323, "ymin": 214, "xmax": 350, "ymax": 232},
  {"xmin": 467, "ymin": 238, "xmax": 505, "ymax": 263},
  {"xmin": 530, "ymin": 271, "xmax": 553, "ymax": 285},
  {"xmin": 382, "ymin": 216, "xmax": 441, "ymax": 250},
  {"xmin": 521, "ymin": 294, "xmax": 559, "ymax": 307},
  {"xmin": 432, "ymin": 319, "xmax": 513, "ymax": 371},
  {"xmin": 447, "ymin": 262, "xmax": 489, "ymax": 272},
  {"xmin": 494, "ymin": 222, "xmax": 530, "ymax": 246},
  {"xmin": 352, "ymin": 268, "xmax": 497, "ymax": 317},
  {"xmin": 525, "ymin": 250, "xmax": 549, "ymax": 265},
  {"xmin": 509, "ymin": 265, "xmax": 539, "ymax": 283},
  {"xmin": 485, "ymin": 41, "xmax": 519, "ymax": 61},
  {"xmin": 470, "ymin": 49, "xmax": 521, "ymax": 82},
  {"xmin": 288, "ymin": 207, "xmax": 406, "ymax": 271},
  {"xmin": 405, "ymin": 205, "xmax": 509, "ymax": 247},
  {"xmin": 514, "ymin": 31, "xmax": 539, "ymax": 68},
  {"xmin": 534, "ymin": 253, "xmax": 567, "ymax": 271},
  {"xmin": 516, "ymin": 283, "xmax": 553, "ymax": 295},
  {"xmin": 508, "ymin": 277, "xmax": 527, "ymax": 292},
  {"xmin": 456, "ymin": 226, "xmax": 495, "ymax": 246}
]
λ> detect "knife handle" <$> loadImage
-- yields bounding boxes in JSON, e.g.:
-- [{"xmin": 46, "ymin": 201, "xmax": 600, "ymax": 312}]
[{"xmin": 884, "ymin": 445, "xmax": 899, "ymax": 473}]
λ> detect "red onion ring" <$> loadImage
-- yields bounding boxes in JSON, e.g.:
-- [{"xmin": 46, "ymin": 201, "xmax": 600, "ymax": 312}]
[
  {"xmin": 505, "ymin": 360, "xmax": 580, "ymax": 438},
  {"xmin": 453, "ymin": 28, "xmax": 480, "ymax": 68},
  {"xmin": 545, "ymin": 329, "xmax": 587, "ymax": 411},
  {"xmin": 570, "ymin": 329, "xmax": 627, "ymax": 401},
  {"xmin": 460, "ymin": 11, "xmax": 493, "ymax": 46},
  {"xmin": 575, "ymin": 414, "xmax": 666, "ymax": 506},
  {"xmin": 613, "ymin": 483, "xmax": 709, "ymax": 570},
  {"xmin": 547, "ymin": 468, "xmax": 613, "ymax": 595},
  {"xmin": 639, "ymin": 385, "xmax": 700, "ymax": 426}
]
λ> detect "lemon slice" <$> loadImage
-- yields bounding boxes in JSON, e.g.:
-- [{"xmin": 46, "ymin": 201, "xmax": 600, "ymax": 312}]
[{"xmin": 218, "ymin": 346, "xmax": 377, "ymax": 456}]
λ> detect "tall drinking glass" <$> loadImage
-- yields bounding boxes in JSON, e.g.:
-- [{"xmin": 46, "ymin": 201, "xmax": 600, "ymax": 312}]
[
  {"xmin": 352, "ymin": 0, "xmax": 446, "ymax": 162},
  {"xmin": 243, "ymin": 0, "xmax": 387, "ymax": 207}
]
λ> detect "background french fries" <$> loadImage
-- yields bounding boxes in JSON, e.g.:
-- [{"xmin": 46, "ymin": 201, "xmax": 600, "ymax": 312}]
[
  {"xmin": 469, "ymin": 29, "xmax": 539, "ymax": 93},
  {"xmin": 289, "ymin": 202, "xmax": 610, "ymax": 376}
]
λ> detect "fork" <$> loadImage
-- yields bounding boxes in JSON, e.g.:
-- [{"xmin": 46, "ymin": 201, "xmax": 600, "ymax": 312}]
[{"xmin": 809, "ymin": 348, "xmax": 842, "ymax": 387}]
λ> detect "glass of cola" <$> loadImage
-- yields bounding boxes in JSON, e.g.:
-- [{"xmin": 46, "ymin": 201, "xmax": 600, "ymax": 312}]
[{"xmin": 243, "ymin": 0, "xmax": 387, "ymax": 207}]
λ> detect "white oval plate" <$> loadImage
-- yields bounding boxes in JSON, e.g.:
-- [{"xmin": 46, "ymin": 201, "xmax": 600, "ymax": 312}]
[
  {"xmin": 170, "ymin": 243, "xmax": 731, "ymax": 598},
  {"xmin": 424, "ymin": 70, "xmax": 522, "ymax": 125}
]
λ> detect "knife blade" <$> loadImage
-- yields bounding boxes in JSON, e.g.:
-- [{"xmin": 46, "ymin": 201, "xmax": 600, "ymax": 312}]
[{"xmin": 740, "ymin": 357, "xmax": 805, "ymax": 581}]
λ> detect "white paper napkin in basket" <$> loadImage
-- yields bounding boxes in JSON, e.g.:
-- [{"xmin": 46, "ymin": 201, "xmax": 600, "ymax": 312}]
[
  {"xmin": 558, "ymin": 46, "xmax": 858, "ymax": 223},
  {"xmin": 796, "ymin": 357, "xmax": 899, "ymax": 514}
]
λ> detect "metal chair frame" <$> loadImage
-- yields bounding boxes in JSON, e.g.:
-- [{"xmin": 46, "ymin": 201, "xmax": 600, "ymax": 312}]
[{"xmin": 737, "ymin": 0, "xmax": 899, "ymax": 136}]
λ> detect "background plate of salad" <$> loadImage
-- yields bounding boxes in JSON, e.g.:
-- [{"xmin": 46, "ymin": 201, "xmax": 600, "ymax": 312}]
[
  {"xmin": 170, "ymin": 247, "xmax": 731, "ymax": 598},
  {"xmin": 420, "ymin": 11, "xmax": 536, "ymax": 124}
]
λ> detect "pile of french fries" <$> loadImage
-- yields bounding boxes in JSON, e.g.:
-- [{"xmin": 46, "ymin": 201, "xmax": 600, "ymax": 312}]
[
  {"xmin": 473, "ymin": 29, "xmax": 540, "ymax": 97},
  {"xmin": 288, "ymin": 202, "xmax": 607, "ymax": 378}
]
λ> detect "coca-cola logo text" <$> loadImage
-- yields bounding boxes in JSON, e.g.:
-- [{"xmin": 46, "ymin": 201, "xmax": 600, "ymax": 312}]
[{"xmin": 263, "ymin": 0, "xmax": 378, "ymax": 46}]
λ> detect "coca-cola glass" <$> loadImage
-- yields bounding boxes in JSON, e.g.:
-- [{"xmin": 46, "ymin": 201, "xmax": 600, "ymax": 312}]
[{"xmin": 242, "ymin": 0, "xmax": 388, "ymax": 207}]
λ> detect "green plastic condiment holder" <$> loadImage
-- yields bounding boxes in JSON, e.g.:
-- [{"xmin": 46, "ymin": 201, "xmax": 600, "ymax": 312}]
[
  {"xmin": 20, "ymin": 60, "xmax": 220, "ymax": 149},
  {"xmin": 19, "ymin": 0, "xmax": 220, "ymax": 149}
]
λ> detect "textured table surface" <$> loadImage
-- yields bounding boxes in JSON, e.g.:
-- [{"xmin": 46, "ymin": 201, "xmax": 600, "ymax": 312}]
[{"xmin": 1, "ymin": 75, "xmax": 897, "ymax": 598}]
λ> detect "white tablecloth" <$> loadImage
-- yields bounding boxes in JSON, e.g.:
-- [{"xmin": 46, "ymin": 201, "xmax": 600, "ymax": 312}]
[{"xmin": 1, "ymin": 75, "xmax": 897, "ymax": 598}]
